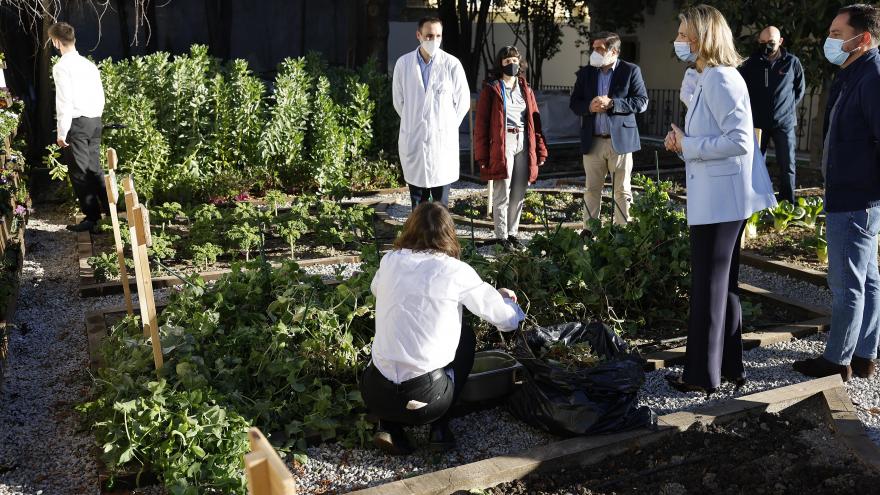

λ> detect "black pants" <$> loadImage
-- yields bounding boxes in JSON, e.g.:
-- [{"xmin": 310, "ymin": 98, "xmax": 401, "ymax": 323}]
[
  {"xmin": 683, "ymin": 220, "xmax": 746, "ymax": 389},
  {"xmin": 759, "ymin": 126, "xmax": 797, "ymax": 204},
  {"xmin": 408, "ymin": 183, "xmax": 451, "ymax": 211},
  {"xmin": 360, "ymin": 323, "xmax": 476, "ymax": 428},
  {"xmin": 64, "ymin": 117, "xmax": 109, "ymax": 222}
]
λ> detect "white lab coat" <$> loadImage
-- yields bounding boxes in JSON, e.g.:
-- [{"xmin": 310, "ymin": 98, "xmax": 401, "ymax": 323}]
[{"xmin": 392, "ymin": 48, "xmax": 471, "ymax": 188}]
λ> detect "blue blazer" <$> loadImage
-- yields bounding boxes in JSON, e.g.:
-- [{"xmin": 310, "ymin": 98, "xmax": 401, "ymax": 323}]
[
  {"xmin": 681, "ymin": 67, "xmax": 777, "ymax": 225},
  {"xmin": 569, "ymin": 60, "xmax": 648, "ymax": 155}
]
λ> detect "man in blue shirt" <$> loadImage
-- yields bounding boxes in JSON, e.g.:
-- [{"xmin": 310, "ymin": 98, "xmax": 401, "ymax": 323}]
[
  {"xmin": 794, "ymin": 4, "xmax": 880, "ymax": 382},
  {"xmin": 740, "ymin": 26, "xmax": 806, "ymax": 204}
]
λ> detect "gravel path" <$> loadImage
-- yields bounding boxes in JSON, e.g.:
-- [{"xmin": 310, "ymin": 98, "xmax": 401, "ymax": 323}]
[{"xmin": 0, "ymin": 209, "xmax": 121, "ymax": 495}]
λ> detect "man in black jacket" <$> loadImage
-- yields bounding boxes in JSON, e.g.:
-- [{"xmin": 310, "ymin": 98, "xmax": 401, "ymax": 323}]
[{"xmin": 739, "ymin": 26, "xmax": 805, "ymax": 204}]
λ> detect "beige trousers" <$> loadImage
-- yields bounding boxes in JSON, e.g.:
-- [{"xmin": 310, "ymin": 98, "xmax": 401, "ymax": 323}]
[{"xmin": 582, "ymin": 137, "xmax": 633, "ymax": 226}]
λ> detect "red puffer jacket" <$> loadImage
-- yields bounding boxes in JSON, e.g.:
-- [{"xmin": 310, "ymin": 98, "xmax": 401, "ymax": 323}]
[{"xmin": 474, "ymin": 76, "xmax": 548, "ymax": 183}]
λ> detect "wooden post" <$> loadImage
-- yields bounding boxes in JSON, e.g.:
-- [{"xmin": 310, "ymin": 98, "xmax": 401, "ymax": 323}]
[
  {"xmin": 131, "ymin": 203, "xmax": 163, "ymax": 373},
  {"xmin": 244, "ymin": 428, "xmax": 296, "ymax": 495},
  {"xmin": 105, "ymin": 149, "xmax": 134, "ymax": 315},
  {"xmin": 123, "ymin": 177, "xmax": 150, "ymax": 338}
]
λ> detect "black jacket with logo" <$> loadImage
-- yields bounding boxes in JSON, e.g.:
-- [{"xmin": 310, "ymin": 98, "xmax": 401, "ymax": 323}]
[{"xmin": 739, "ymin": 48, "xmax": 805, "ymax": 130}]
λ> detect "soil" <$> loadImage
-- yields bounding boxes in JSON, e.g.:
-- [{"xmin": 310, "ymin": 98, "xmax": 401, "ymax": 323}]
[
  {"xmin": 743, "ymin": 224, "xmax": 828, "ymax": 272},
  {"xmin": 465, "ymin": 410, "xmax": 880, "ymax": 495}
]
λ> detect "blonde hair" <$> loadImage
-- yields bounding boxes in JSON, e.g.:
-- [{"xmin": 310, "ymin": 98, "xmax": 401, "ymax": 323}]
[{"xmin": 679, "ymin": 4, "xmax": 743, "ymax": 68}]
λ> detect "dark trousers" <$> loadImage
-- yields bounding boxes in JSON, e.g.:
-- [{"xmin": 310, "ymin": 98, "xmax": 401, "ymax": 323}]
[
  {"xmin": 64, "ymin": 117, "xmax": 109, "ymax": 222},
  {"xmin": 361, "ymin": 323, "xmax": 476, "ymax": 429},
  {"xmin": 683, "ymin": 220, "xmax": 746, "ymax": 389},
  {"xmin": 408, "ymin": 183, "xmax": 451, "ymax": 211},
  {"xmin": 760, "ymin": 126, "xmax": 797, "ymax": 204}
]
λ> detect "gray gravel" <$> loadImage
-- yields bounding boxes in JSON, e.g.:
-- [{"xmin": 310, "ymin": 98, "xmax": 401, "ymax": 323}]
[
  {"xmin": 292, "ymin": 407, "xmax": 557, "ymax": 494},
  {"xmin": 0, "ymin": 209, "xmax": 116, "ymax": 494},
  {"xmin": 739, "ymin": 264, "xmax": 832, "ymax": 314}
]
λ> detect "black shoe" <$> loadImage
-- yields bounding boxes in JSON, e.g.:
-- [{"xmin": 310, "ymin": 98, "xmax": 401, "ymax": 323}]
[
  {"xmin": 372, "ymin": 422, "xmax": 413, "ymax": 455},
  {"xmin": 722, "ymin": 376, "xmax": 747, "ymax": 390},
  {"xmin": 66, "ymin": 220, "xmax": 96, "ymax": 233},
  {"xmin": 507, "ymin": 235, "xmax": 525, "ymax": 251},
  {"xmin": 665, "ymin": 373, "xmax": 716, "ymax": 398},
  {"xmin": 497, "ymin": 239, "xmax": 513, "ymax": 252},
  {"xmin": 428, "ymin": 423, "xmax": 457, "ymax": 452}
]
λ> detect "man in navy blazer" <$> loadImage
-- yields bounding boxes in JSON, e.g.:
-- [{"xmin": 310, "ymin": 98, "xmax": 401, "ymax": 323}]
[{"xmin": 570, "ymin": 32, "xmax": 648, "ymax": 226}]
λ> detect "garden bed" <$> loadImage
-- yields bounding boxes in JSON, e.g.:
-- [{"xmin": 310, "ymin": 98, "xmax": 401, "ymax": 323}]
[
  {"xmin": 453, "ymin": 383, "xmax": 880, "ymax": 495},
  {"xmin": 448, "ymin": 189, "xmax": 584, "ymax": 232},
  {"xmin": 74, "ymin": 195, "xmax": 379, "ymax": 296},
  {"xmin": 79, "ymin": 272, "xmax": 832, "ymax": 493}
]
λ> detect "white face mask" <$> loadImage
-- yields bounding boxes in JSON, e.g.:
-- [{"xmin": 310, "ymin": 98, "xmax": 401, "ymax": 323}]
[
  {"xmin": 420, "ymin": 38, "xmax": 441, "ymax": 57},
  {"xmin": 589, "ymin": 50, "xmax": 615, "ymax": 68}
]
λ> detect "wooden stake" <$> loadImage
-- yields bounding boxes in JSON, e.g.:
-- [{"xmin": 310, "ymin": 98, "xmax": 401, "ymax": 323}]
[
  {"xmin": 123, "ymin": 177, "xmax": 150, "ymax": 338},
  {"xmin": 244, "ymin": 428, "xmax": 296, "ymax": 495},
  {"xmin": 131, "ymin": 203, "xmax": 163, "ymax": 373},
  {"xmin": 105, "ymin": 148, "xmax": 134, "ymax": 315}
]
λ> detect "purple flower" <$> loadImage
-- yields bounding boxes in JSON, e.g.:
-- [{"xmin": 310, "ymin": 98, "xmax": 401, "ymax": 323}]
[{"xmin": 14, "ymin": 205, "xmax": 25, "ymax": 215}]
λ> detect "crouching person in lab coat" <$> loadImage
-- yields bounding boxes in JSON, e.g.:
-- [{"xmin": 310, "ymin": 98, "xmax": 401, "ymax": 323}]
[
  {"xmin": 392, "ymin": 17, "xmax": 471, "ymax": 210},
  {"xmin": 361, "ymin": 202, "xmax": 525, "ymax": 454}
]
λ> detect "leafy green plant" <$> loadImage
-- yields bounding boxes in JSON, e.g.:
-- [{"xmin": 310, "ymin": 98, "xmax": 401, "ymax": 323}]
[
  {"xmin": 151, "ymin": 202, "xmax": 186, "ymax": 233},
  {"xmin": 796, "ymin": 196, "xmax": 823, "ymax": 229},
  {"xmin": 43, "ymin": 144, "xmax": 68, "ymax": 181},
  {"xmin": 148, "ymin": 232, "xmax": 180, "ymax": 261},
  {"xmin": 816, "ymin": 224, "xmax": 828, "ymax": 264},
  {"xmin": 744, "ymin": 209, "xmax": 763, "ymax": 239},
  {"xmin": 225, "ymin": 223, "xmax": 260, "ymax": 261},
  {"xmin": 262, "ymin": 189, "xmax": 288, "ymax": 217},
  {"xmin": 88, "ymin": 252, "xmax": 134, "ymax": 282},
  {"xmin": 189, "ymin": 204, "xmax": 223, "ymax": 246},
  {"xmin": 276, "ymin": 217, "xmax": 307, "ymax": 259},
  {"xmin": 190, "ymin": 243, "xmax": 224, "ymax": 271},
  {"xmin": 769, "ymin": 200, "xmax": 806, "ymax": 233}
]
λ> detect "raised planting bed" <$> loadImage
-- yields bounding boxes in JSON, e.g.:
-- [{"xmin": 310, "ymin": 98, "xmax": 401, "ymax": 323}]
[
  {"xmin": 76, "ymin": 195, "xmax": 379, "ymax": 296},
  {"xmin": 80, "ymin": 265, "xmax": 832, "ymax": 494},
  {"xmin": 351, "ymin": 375, "xmax": 880, "ymax": 495}
]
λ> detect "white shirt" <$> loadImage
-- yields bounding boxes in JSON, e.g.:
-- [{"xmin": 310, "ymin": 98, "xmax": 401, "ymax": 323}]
[
  {"xmin": 370, "ymin": 249, "xmax": 525, "ymax": 384},
  {"xmin": 53, "ymin": 50, "xmax": 105, "ymax": 140}
]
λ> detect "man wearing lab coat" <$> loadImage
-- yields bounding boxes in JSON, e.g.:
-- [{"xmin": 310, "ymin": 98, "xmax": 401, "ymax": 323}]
[{"xmin": 393, "ymin": 17, "xmax": 471, "ymax": 210}]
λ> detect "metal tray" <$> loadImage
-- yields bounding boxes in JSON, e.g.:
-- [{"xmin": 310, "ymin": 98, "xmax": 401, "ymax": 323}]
[{"xmin": 460, "ymin": 350, "xmax": 523, "ymax": 404}]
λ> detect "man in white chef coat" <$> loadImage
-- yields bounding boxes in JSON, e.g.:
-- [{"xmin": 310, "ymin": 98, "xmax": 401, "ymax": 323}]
[{"xmin": 392, "ymin": 17, "xmax": 471, "ymax": 210}]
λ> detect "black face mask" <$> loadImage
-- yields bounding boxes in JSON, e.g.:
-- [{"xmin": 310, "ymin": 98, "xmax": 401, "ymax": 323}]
[
  {"xmin": 762, "ymin": 43, "xmax": 777, "ymax": 56},
  {"xmin": 502, "ymin": 63, "xmax": 519, "ymax": 77}
]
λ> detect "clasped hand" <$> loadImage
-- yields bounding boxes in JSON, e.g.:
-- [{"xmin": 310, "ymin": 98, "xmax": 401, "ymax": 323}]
[
  {"xmin": 664, "ymin": 123, "xmax": 685, "ymax": 153},
  {"xmin": 589, "ymin": 96, "xmax": 612, "ymax": 113}
]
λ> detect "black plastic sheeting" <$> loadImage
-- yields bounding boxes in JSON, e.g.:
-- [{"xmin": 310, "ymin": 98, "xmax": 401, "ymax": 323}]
[{"xmin": 507, "ymin": 321, "xmax": 656, "ymax": 436}]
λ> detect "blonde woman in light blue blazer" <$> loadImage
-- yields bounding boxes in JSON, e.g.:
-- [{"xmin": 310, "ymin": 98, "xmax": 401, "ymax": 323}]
[{"xmin": 664, "ymin": 4, "xmax": 777, "ymax": 396}]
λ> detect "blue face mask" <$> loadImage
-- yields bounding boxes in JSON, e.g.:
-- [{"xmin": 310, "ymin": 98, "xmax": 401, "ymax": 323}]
[
  {"xmin": 823, "ymin": 33, "xmax": 863, "ymax": 66},
  {"xmin": 674, "ymin": 41, "xmax": 697, "ymax": 63}
]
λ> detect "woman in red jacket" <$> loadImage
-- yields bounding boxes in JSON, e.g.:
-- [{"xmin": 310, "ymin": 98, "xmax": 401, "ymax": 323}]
[{"xmin": 474, "ymin": 46, "xmax": 548, "ymax": 250}]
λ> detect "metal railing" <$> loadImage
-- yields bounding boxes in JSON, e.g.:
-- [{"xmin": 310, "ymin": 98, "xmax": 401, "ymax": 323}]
[{"xmin": 534, "ymin": 85, "xmax": 821, "ymax": 154}]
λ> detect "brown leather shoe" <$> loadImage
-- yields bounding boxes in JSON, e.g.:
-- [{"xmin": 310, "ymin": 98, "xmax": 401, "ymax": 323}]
[
  {"xmin": 792, "ymin": 356, "xmax": 852, "ymax": 382},
  {"xmin": 851, "ymin": 356, "xmax": 876, "ymax": 379}
]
